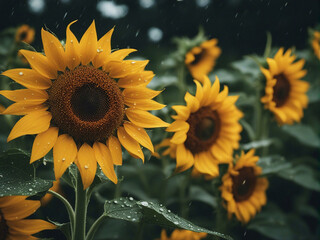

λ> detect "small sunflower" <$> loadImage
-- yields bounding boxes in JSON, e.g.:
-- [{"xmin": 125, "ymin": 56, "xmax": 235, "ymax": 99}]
[
  {"xmin": 260, "ymin": 48, "xmax": 309, "ymax": 125},
  {"xmin": 1, "ymin": 20, "xmax": 168, "ymax": 189},
  {"xmin": 185, "ymin": 39, "xmax": 221, "ymax": 81},
  {"xmin": 311, "ymin": 31, "xmax": 320, "ymax": 60},
  {"xmin": 158, "ymin": 229, "xmax": 207, "ymax": 240},
  {"xmin": 15, "ymin": 24, "xmax": 35, "ymax": 44},
  {"xmin": 0, "ymin": 196, "xmax": 56, "ymax": 239},
  {"xmin": 220, "ymin": 149, "xmax": 268, "ymax": 224},
  {"xmin": 164, "ymin": 76, "xmax": 243, "ymax": 177}
]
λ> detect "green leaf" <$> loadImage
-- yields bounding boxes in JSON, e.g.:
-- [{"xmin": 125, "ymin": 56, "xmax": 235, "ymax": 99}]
[
  {"xmin": 0, "ymin": 149, "xmax": 52, "ymax": 196},
  {"xmin": 188, "ymin": 185, "xmax": 217, "ymax": 208},
  {"xmin": 282, "ymin": 124, "xmax": 320, "ymax": 148},
  {"xmin": 49, "ymin": 221, "xmax": 71, "ymax": 240},
  {"xmin": 231, "ymin": 56, "xmax": 262, "ymax": 78},
  {"xmin": 277, "ymin": 165, "xmax": 320, "ymax": 191},
  {"xmin": 258, "ymin": 155, "xmax": 291, "ymax": 175},
  {"xmin": 241, "ymin": 139, "xmax": 275, "ymax": 151},
  {"xmin": 104, "ymin": 197, "xmax": 232, "ymax": 240}
]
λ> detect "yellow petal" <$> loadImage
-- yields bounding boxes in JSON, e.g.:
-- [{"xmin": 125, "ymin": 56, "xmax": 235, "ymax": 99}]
[
  {"xmin": 79, "ymin": 20, "xmax": 98, "ymax": 65},
  {"xmin": 93, "ymin": 142, "xmax": 117, "ymax": 184},
  {"xmin": 107, "ymin": 48, "xmax": 137, "ymax": 61},
  {"xmin": 30, "ymin": 127, "xmax": 59, "ymax": 163},
  {"xmin": 175, "ymin": 144, "xmax": 194, "ymax": 173},
  {"xmin": 171, "ymin": 105, "xmax": 190, "ymax": 121},
  {"xmin": 0, "ymin": 89, "xmax": 48, "ymax": 102},
  {"xmin": 8, "ymin": 219, "xmax": 56, "ymax": 234},
  {"xmin": 184, "ymin": 92, "xmax": 200, "ymax": 113},
  {"xmin": 53, "ymin": 134, "xmax": 77, "ymax": 179},
  {"xmin": 41, "ymin": 28, "xmax": 66, "ymax": 71},
  {"xmin": 123, "ymin": 122, "xmax": 154, "ymax": 153},
  {"xmin": 123, "ymin": 87, "xmax": 162, "ymax": 99},
  {"xmin": 118, "ymin": 71, "xmax": 154, "ymax": 88},
  {"xmin": 106, "ymin": 136, "xmax": 123, "ymax": 165},
  {"xmin": 1, "ymin": 69, "xmax": 52, "ymax": 89},
  {"xmin": 170, "ymin": 131, "xmax": 187, "ymax": 144},
  {"xmin": 117, "ymin": 126, "xmax": 144, "ymax": 162},
  {"xmin": 166, "ymin": 120, "xmax": 189, "ymax": 132},
  {"xmin": 19, "ymin": 50, "xmax": 57, "ymax": 79},
  {"xmin": 2, "ymin": 101, "xmax": 47, "ymax": 115},
  {"xmin": 1, "ymin": 199, "xmax": 40, "ymax": 220},
  {"xmin": 65, "ymin": 20, "xmax": 81, "ymax": 70},
  {"xmin": 7, "ymin": 111, "xmax": 52, "ymax": 142},
  {"xmin": 194, "ymin": 152, "xmax": 219, "ymax": 177},
  {"xmin": 124, "ymin": 98, "xmax": 165, "ymax": 110},
  {"xmin": 92, "ymin": 27, "xmax": 114, "ymax": 68},
  {"xmin": 194, "ymin": 80, "xmax": 204, "ymax": 103},
  {"xmin": 126, "ymin": 108, "xmax": 169, "ymax": 128},
  {"xmin": 266, "ymin": 58, "xmax": 279, "ymax": 75},
  {"xmin": 106, "ymin": 60, "xmax": 149, "ymax": 78},
  {"xmin": 76, "ymin": 143, "xmax": 97, "ymax": 189}
]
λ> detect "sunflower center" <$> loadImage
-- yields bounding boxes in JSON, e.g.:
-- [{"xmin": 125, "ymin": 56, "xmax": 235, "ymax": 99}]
[
  {"xmin": 191, "ymin": 49, "xmax": 206, "ymax": 65},
  {"xmin": 232, "ymin": 167, "xmax": 257, "ymax": 202},
  {"xmin": 49, "ymin": 65, "xmax": 124, "ymax": 143},
  {"xmin": 184, "ymin": 107, "xmax": 220, "ymax": 154},
  {"xmin": 0, "ymin": 210, "xmax": 8, "ymax": 240},
  {"xmin": 273, "ymin": 74, "xmax": 291, "ymax": 107},
  {"xmin": 19, "ymin": 31, "xmax": 28, "ymax": 41}
]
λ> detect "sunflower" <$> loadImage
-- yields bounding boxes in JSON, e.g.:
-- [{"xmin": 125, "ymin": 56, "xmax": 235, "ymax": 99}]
[
  {"xmin": 164, "ymin": 76, "xmax": 243, "ymax": 177},
  {"xmin": 260, "ymin": 48, "xmax": 309, "ymax": 125},
  {"xmin": 1, "ymin": 20, "xmax": 168, "ymax": 189},
  {"xmin": 185, "ymin": 39, "xmax": 221, "ymax": 81},
  {"xmin": 220, "ymin": 149, "xmax": 268, "ymax": 224},
  {"xmin": 158, "ymin": 229, "xmax": 207, "ymax": 240},
  {"xmin": 0, "ymin": 196, "xmax": 56, "ymax": 239},
  {"xmin": 311, "ymin": 31, "xmax": 320, "ymax": 60},
  {"xmin": 15, "ymin": 24, "xmax": 35, "ymax": 44},
  {"xmin": 40, "ymin": 180, "xmax": 61, "ymax": 206}
]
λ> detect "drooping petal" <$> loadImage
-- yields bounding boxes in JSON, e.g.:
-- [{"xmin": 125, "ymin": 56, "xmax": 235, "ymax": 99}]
[
  {"xmin": 93, "ymin": 142, "xmax": 117, "ymax": 184},
  {"xmin": 53, "ymin": 134, "xmax": 77, "ymax": 179},
  {"xmin": 106, "ymin": 136, "xmax": 123, "ymax": 165},
  {"xmin": 166, "ymin": 120, "xmax": 189, "ymax": 132},
  {"xmin": 117, "ymin": 126, "xmax": 144, "ymax": 162},
  {"xmin": 7, "ymin": 111, "xmax": 52, "ymax": 142},
  {"xmin": 7, "ymin": 219, "xmax": 56, "ymax": 235},
  {"xmin": 79, "ymin": 20, "xmax": 98, "ymax": 65},
  {"xmin": 2, "ymin": 101, "xmax": 47, "ymax": 115},
  {"xmin": 65, "ymin": 20, "xmax": 81, "ymax": 70},
  {"xmin": 123, "ymin": 122, "xmax": 154, "ymax": 153},
  {"xmin": 19, "ymin": 50, "xmax": 57, "ymax": 79},
  {"xmin": 126, "ymin": 108, "xmax": 169, "ymax": 128},
  {"xmin": 41, "ymin": 28, "xmax": 66, "ymax": 71},
  {"xmin": 1, "ymin": 199, "xmax": 40, "ymax": 220},
  {"xmin": 76, "ymin": 143, "xmax": 97, "ymax": 189},
  {"xmin": 1, "ymin": 68, "xmax": 52, "ymax": 90},
  {"xmin": 175, "ymin": 144, "xmax": 194, "ymax": 173},
  {"xmin": 30, "ymin": 127, "xmax": 59, "ymax": 163}
]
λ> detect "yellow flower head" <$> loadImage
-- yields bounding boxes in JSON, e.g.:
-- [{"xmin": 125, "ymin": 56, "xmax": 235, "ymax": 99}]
[
  {"xmin": 1, "ymin": 20, "xmax": 168, "ymax": 189},
  {"xmin": 260, "ymin": 48, "xmax": 309, "ymax": 125},
  {"xmin": 220, "ymin": 149, "xmax": 268, "ymax": 224},
  {"xmin": 15, "ymin": 24, "xmax": 35, "ymax": 44},
  {"xmin": 185, "ymin": 39, "xmax": 221, "ymax": 81},
  {"xmin": 312, "ymin": 31, "xmax": 320, "ymax": 60},
  {"xmin": 164, "ymin": 76, "xmax": 243, "ymax": 177},
  {"xmin": 159, "ymin": 229, "xmax": 207, "ymax": 240},
  {"xmin": 0, "ymin": 196, "xmax": 56, "ymax": 239}
]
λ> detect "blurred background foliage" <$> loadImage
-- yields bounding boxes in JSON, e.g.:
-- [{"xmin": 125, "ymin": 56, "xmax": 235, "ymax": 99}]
[{"xmin": 0, "ymin": 0, "xmax": 319, "ymax": 240}]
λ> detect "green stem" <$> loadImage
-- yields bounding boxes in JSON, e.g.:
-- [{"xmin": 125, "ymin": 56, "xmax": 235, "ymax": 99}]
[
  {"xmin": 179, "ymin": 173, "xmax": 190, "ymax": 218},
  {"xmin": 254, "ymin": 85, "xmax": 263, "ymax": 140},
  {"xmin": 177, "ymin": 63, "xmax": 186, "ymax": 96},
  {"xmin": 263, "ymin": 32, "xmax": 272, "ymax": 58},
  {"xmin": 48, "ymin": 190, "xmax": 75, "ymax": 233},
  {"xmin": 134, "ymin": 222, "xmax": 145, "ymax": 240},
  {"xmin": 260, "ymin": 112, "xmax": 270, "ymax": 156},
  {"xmin": 86, "ymin": 214, "xmax": 106, "ymax": 240},
  {"xmin": 73, "ymin": 172, "xmax": 87, "ymax": 240}
]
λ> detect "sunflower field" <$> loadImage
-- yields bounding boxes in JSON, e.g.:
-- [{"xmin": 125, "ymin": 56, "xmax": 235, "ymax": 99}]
[{"xmin": 0, "ymin": 1, "xmax": 319, "ymax": 240}]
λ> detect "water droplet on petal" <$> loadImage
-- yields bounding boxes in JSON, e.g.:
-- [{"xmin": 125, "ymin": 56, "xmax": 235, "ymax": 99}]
[{"xmin": 19, "ymin": 72, "xmax": 24, "ymax": 76}]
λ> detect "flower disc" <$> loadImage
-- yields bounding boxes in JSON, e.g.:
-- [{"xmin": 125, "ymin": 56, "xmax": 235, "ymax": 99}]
[
  {"xmin": 231, "ymin": 167, "xmax": 257, "ymax": 202},
  {"xmin": 49, "ymin": 65, "xmax": 124, "ymax": 142}
]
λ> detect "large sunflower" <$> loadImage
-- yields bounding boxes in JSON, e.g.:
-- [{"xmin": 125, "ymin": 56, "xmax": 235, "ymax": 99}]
[
  {"xmin": 164, "ymin": 76, "xmax": 243, "ymax": 177},
  {"xmin": 220, "ymin": 149, "xmax": 268, "ymax": 224},
  {"xmin": 312, "ymin": 31, "xmax": 320, "ymax": 60},
  {"xmin": 158, "ymin": 229, "xmax": 207, "ymax": 240},
  {"xmin": 1, "ymin": 20, "xmax": 168, "ymax": 189},
  {"xmin": 0, "ymin": 196, "xmax": 56, "ymax": 239},
  {"xmin": 185, "ymin": 39, "xmax": 221, "ymax": 81},
  {"xmin": 260, "ymin": 48, "xmax": 309, "ymax": 125}
]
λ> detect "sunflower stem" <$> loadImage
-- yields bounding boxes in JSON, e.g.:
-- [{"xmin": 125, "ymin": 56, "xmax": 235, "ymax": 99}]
[
  {"xmin": 73, "ymin": 172, "xmax": 87, "ymax": 240},
  {"xmin": 263, "ymin": 32, "xmax": 272, "ymax": 59},
  {"xmin": 260, "ymin": 112, "xmax": 270, "ymax": 156},
  {"xmin": 48, "ymin": 190, "xmax": 75, "ymax": 234},
  {"xmin": 177, "ymin": 63, "xmax": 187, "ymax": 97},
  {"xmin": 179, "ymin": 172, "xmax": 190, "ymax": 218},
  {"xmin": 86, "ymin": 214, "xmax": 106, "ymax": 240}
]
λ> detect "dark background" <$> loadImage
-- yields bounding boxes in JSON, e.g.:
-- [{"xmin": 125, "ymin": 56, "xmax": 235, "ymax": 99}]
[{"xmin": 0, "ymin": 0, "xmax": 319, "ymax": 61}]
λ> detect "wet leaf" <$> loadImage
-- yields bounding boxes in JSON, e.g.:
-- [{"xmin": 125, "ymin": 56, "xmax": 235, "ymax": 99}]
[
  {"xmin": 282, "ymin": 124, "xmax": 320, "ymax": 148},
  {"xmin": 0, "ymin": 148, "xmax": 52, "ymax": 196},
  {"xmin": 104, "ymin": 197, "xmax": 232, "ymax": 240}
]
